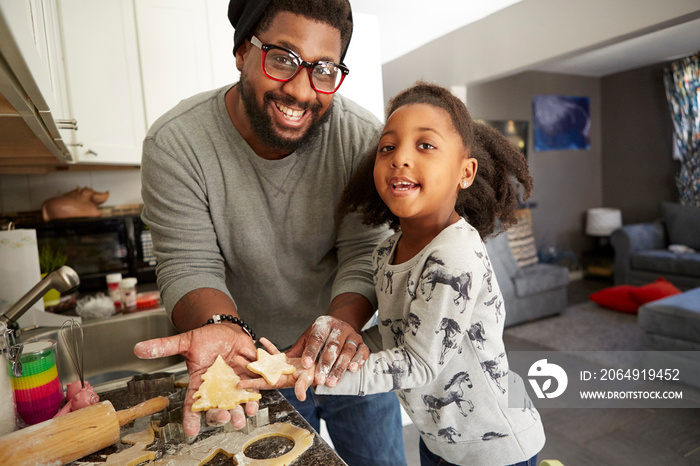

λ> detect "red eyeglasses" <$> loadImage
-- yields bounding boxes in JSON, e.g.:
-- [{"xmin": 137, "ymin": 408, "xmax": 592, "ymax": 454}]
[{"xmin": 250, "ymin": 36, "xmax": 349, "ymax": 95}]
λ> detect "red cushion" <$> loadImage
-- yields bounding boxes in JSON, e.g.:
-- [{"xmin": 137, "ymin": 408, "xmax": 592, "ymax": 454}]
[
  {"xmin": 630, "ymin": 278, "xmax": 681, "ymax": 305},
  {"xmin": 589, "ymin": 285, "xmax": 639, "ymax": 313}
]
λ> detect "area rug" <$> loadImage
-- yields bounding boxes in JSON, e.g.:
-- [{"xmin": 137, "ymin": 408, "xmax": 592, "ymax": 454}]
[
  {"xmin": 504, "ymin": 300, "xmax": 646, "ymax": 352},
  {"xmin": 504, "ymin": 301, "xmax": 700, "ymax": 400}
]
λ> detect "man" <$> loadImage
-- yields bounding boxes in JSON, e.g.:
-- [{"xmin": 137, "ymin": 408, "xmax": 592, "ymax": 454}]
[{"xmin": 133, "ymin": 1, "xmax": 406, "ymax": 464}]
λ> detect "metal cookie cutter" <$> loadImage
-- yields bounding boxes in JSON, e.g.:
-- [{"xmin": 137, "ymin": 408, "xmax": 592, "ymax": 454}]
[
  {"xmin": 127, "ymin": 372, "xmax": 176, "ymax": 399},
  {"xmin": 224, "ymin": 407, "xmax": 270, "ymax": 435},
  {"xmin": 160, "ymin": 422, "xmax": 186, "ymax": 444}
]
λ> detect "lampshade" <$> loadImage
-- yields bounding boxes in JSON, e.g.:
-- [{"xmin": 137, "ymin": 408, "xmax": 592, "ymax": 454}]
[{"xmin": 585, "ymin": 208, "xmax": 622, "ymax": 236}]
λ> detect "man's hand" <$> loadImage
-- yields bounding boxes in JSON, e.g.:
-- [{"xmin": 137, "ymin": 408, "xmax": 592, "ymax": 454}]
[
  {"xmin": 133, "ymin": 323, "xmax": 258, "ymax": 438},
  {"xmin": 238, "ymin": 338, "xmax": 316, "ymax": 401},
  {"xmin": 287, "ymin": 292, "xmax": 374, "ymax": 387},
  {"xmin": 286, "ymin": 315, "xmax": 369, "ymax": 387}
]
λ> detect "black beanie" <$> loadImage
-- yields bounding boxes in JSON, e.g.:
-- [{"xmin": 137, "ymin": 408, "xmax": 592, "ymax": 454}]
[
  {"xmin": 229, "ymin": 0, "xmax": 273, "ymax": 57},
  {"xmin": 228, "ymin": 0, "xmax": 353, "ymax": 61}
]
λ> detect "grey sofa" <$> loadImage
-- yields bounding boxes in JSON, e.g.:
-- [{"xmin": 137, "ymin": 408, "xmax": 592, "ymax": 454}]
[
  {"xmin": 485, "ymin": 231, "xmax": 570, "ymax": 327},
  {"xmin": 639, "ymin": 287, "xmax": 700, "ymax": 351},
  {"xmin": 610, "ymin": 203, "xmax": 700, "ymax": 290},
  {"xmin": 637, "ymin": 288, "xmax": 700, "ymax": 388}
]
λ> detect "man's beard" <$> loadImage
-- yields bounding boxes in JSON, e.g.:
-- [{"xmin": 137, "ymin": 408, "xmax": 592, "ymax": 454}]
[{"xmin": 238, "ymin": 72, "xmax": 331, "ymax": 154}]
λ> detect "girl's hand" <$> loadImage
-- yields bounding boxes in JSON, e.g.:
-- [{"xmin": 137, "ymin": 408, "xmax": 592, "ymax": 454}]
[{"xmin": 239, "ymin": 338, "xmax": 316, "ymax": 401}]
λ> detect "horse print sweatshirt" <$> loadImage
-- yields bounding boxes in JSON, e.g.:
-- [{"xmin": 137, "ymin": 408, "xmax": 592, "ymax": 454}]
[{"xmin": 316, "ymin": 218, "xmax": 545, "ymax": 465}]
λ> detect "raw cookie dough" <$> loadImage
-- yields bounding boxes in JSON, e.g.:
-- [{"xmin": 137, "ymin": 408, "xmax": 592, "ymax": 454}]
[
  {"xmin": 104, "ymin": 442, "xmax": 155, "ymax": 465},
  {"xmin": 247, "ymin": 349, "xmax": 296, "ymax": 385},
  {"xmin": 192, "ymin": 355, "xmax": 261, "ymax": 411},
  {"xmin": 153, "ymin": 423, "xmax": 313, "ymax": 466},
  {"xmin": 121, "ymin": 422, "xmax": 159, "ymax": 445}
]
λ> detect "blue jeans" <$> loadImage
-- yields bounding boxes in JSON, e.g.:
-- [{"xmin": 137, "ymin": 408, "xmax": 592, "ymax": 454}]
[
  {"xmin": 279, "ymin": 388, "xmax": 406, "ymax": 466},
  {"xmin": 419, "ymin": 437, "xmax": 537, "ymax": 466}
]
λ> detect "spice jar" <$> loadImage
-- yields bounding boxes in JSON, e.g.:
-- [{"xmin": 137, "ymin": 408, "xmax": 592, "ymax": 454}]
[
  {"xmin": 119, "ymin": 277, "xmax": 138, "ymax": 311},
  {"xmin": 106, "ymin": 273, "xmax": 122, "ymax": 311}
]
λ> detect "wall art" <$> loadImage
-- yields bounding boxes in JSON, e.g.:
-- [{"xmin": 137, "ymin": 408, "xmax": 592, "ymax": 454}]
[{"xmin": 532, "ymin": 95, "xmax": 590, "ymax": 151}]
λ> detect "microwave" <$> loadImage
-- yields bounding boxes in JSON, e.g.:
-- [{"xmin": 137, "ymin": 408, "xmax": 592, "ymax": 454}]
[{"xmin": 16, "ymin": 215, "xmax": 157, "ymax": 292}]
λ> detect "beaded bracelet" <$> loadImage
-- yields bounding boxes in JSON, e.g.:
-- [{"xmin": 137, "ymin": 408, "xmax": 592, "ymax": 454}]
[{"xmin": 202, "ymin": 314, "xmax": 256, "ymax": 340}]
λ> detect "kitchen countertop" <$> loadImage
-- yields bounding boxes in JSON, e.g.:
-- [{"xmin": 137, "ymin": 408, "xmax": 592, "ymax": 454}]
[
  {"xmin": 10, "ymin": 297, "xmax": 347, "ymax": 464},
  {"xmin": 68, "ymin": 377, "xmax": 347, "ymax": 465}
]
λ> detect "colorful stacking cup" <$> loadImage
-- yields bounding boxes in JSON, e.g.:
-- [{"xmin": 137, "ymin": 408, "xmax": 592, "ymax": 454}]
[{"xmin": 9, "ymin": 340, "xmax": 62, "ymax": 425}]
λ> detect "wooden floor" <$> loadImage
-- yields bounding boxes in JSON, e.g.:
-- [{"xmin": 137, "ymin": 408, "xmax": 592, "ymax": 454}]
[{"xmin": 403, "ymin": 278, "xmax": 700, "ymax": 466}]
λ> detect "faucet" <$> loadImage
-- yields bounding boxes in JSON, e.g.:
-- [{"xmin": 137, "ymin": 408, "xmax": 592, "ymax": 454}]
[{"xmin": 0, "ymin": 266, "xmax": 80, "ymax": 327}]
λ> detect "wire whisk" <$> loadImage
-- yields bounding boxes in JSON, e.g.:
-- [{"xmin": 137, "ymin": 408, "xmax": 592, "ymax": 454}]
[{"xmin": 60, "ymin": 320, "xmax": 85, "ymax": 388}]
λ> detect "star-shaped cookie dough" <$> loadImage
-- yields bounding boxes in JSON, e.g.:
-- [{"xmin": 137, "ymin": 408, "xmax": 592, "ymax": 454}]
[
  {"xmin": 247, "ymin": 349, "xmax": 296, "ymax": 385},
  {"xmin": 191, "ymin": 355, "xmax": 261, "ymax": 412}
]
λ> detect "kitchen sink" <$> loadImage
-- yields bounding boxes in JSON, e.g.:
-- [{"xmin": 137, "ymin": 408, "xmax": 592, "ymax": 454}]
[{"xmin": 20, "ymin": 309, "xmax": 184, "ymax": 388}]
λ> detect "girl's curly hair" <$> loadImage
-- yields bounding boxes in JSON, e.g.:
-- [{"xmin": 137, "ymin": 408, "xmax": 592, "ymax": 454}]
[{"xmin": 338, "ymin": 81, "xmax": 533, "ymax": 238}]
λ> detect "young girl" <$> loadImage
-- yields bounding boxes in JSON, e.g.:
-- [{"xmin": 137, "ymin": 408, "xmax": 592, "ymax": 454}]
[{"xmin": 244, "ymin": 82, "xmax": 545, "ymax": 466}]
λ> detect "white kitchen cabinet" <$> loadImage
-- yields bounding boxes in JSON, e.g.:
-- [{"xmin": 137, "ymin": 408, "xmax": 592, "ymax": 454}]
[
  {"xmin": 57, "ymin": 0, "xmax": 147, "ymax": 165},
  {"xmin": 0, "ymin": 1, "xmax": 55, "ymax": 113},
  {"xmin": 0, "ymin": 0, "xmax": 72, "ymax": 165},
  {"xmin": 56, "ymin": 0, "xmax": 236, "ymax": 165},
  {"xmin": 41, "ymin": 0, "xmax": 75, "ymax": 154},
  {"xmin": 2, "ymin": 0, "xmax": 236, "ymax": 170}
]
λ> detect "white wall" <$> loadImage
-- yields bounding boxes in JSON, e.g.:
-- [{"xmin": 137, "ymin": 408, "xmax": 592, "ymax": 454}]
[
  {"xmin": 350, "ymin": 0, "xmax": 523, "ymax": 64},
  {"xmin": 340, "ymin": 13, "xmax": 384, "ymax": 121},
  {"xmin": 468, "ymin": 71, "xmax": 603, "ymax": 256},
  {"xmin": 382, "ymin": 0, "xmax": 700, "ymax": 100}
]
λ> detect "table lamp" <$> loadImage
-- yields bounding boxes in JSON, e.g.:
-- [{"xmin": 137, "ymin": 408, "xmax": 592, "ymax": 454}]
[
  {"xmin": 585, "ymin": 208, "xmax": 623, "ymax": 237},
  {"xmin": 584, "ymin": 208, "xmax": 622, "ymax": 278}
]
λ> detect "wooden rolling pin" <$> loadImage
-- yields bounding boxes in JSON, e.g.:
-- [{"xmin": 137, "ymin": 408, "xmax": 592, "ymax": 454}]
[{"xmin": 0, "ymin": 396, "xmax": 169, "ymax": 466}]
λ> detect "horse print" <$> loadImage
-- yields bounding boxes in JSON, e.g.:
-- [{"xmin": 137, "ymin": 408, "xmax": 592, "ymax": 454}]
[
  {"xmin": 407, "ymin": 270, "xmax": 417, "ymax": 299},
  {"xmin": 407, "ymin": 312, "xmax": 421, "ymax": 336},
  {"xmin": 374, "ymin": 348, "xmax": 413, "ymax": 391},
  {"xmin": 482, "ymin": 431, "xmax": 508, "ymax": 441},
  {"xmin": 474, "ymin": 249, "xmax": 494, "ymax": 293},
  {"xmin": 484, "ymin": 295, "xmax": 504, "ymax": 324},
  {"xmin": 381, "ymin": 317, "xmax": 406, "ymax": 346},
  {"xmin": 480, "ymin": 352, "xmax": 509, "ymax": 394},
  {"xmin": 435, "ymin": 318, "xmax": 463, "ymax": 365},
  {"xmin": 373, "ymin": 240, "xmax": 395, "ymax": 284},
  {"xmin": 381, "ymin": 313, "xmax": 422, "ymax": 346},
  {"xmin": 375, "ymin": 240, "xmax": 394, "ymax": 261},
  {"xmin": 421, "ymin": 371, "xmax": 474, "ymax": 423},
  {"xmin": 381, "ymin": 270, "xmax": 394, "ymax": 294},
  {"xmin": 468, "ymin": 321, "xmax": 487, "ymax": 350},
  {"xmin": 420, "ymin": 255, "xmax": 472, "ymax": 313},
  {"xmin": 437, "ymin": 427, "xmax": 461, "ymax": 444}
]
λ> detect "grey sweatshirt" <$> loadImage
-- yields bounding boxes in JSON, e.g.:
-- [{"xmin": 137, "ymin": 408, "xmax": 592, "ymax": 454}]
[
  {"xmin": 316, "ymin": 219, "xmax": 545, "ymax": 465},
  {"xmin": 140, "ymin": 85, "xmax": 390, "ymax": 348}
]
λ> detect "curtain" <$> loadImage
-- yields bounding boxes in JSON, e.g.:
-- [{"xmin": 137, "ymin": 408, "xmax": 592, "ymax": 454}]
[{"xmin": 663, "ymin": 51, "xmax": 700, "ymax": 207}]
